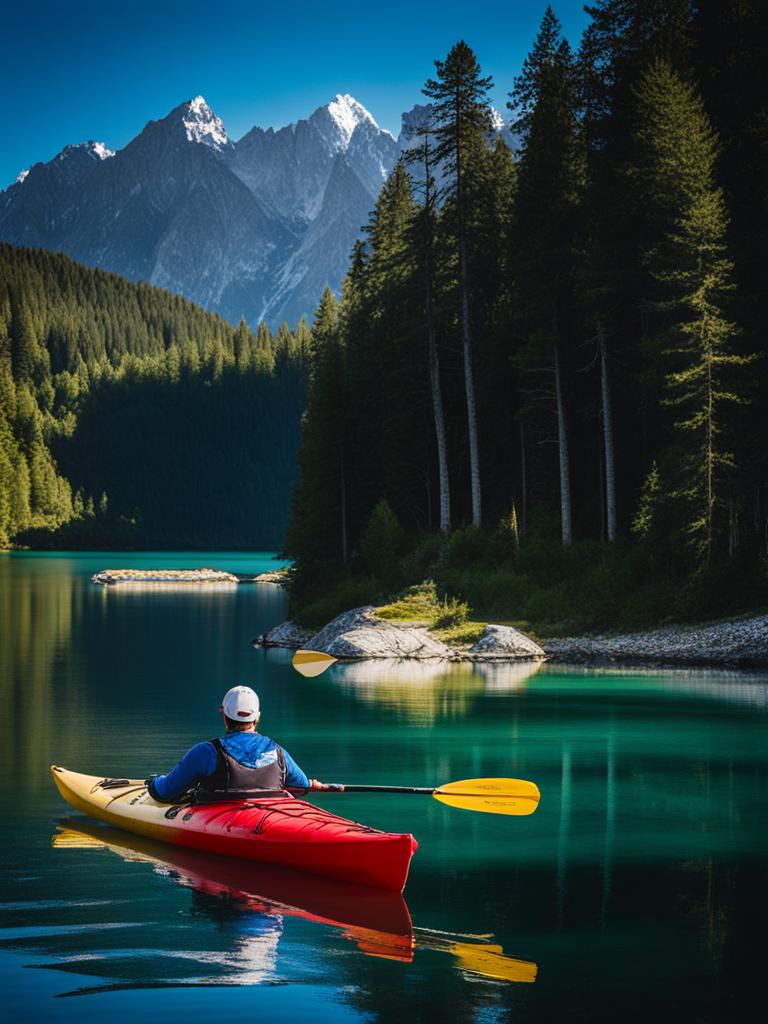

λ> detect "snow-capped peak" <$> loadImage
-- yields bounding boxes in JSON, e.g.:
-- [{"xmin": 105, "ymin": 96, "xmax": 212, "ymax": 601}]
[
  {"xmin": 490, "ymin": 107, "xmax": 507, "ymax": 133},
  {"xmin": 310, "ymin": 94, "xmax": 388, "ymax": 151},
  {"xmin": 327, "ymin": 94, "xmax": 377, "ymax": 145},
  {"xmin": 181, "ymin": 96, "xmax": 231, "ymax": 151}
]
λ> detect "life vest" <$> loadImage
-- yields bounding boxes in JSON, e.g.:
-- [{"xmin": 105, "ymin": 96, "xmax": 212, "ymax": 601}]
[{"xmin": 194, "ymin": 736, "xmax": 289, "ymax": 802}]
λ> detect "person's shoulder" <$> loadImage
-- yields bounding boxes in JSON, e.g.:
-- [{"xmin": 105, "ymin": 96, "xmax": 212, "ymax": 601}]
[
  {"xmin": 184, "ymin": 739, "xmax": 218, "ymax": 761},
  {"xmin": 244, "ymin": 732, "xmax": 278, "ymax": 753}
]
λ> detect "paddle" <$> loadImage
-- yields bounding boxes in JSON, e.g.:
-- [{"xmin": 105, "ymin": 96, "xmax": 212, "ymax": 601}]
[
  {"xmin": 297, "ymin": 777, "xmax": 540, "ymax": 816},
  {"xmin": 292, "ymin": 650, "xmax": 337, "ymax": 677}
]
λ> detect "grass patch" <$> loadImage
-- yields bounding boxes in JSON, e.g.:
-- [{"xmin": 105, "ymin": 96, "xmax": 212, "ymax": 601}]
[
  {"xmin": 431, "ymin": 620, "xmax": 488, "ymax": 647},
  {"xmin": 377, "ymin": 580, "xmax": 481, "ymax": 646},
  {"xmin": 377, "ymin": 581, "xmax": 441, "ymax": 622}
]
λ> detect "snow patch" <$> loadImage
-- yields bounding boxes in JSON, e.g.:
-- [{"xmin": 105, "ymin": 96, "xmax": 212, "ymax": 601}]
[
  {"xmin": 327, "ymin": 94, "xmax": 376, "ymax": 146},
  {"xmin": 91, "ymin": 141, "xmax": 115, "ymax": 160},
  {"xmin": 15, "ymin": 168, "xmax": 29, "ymax": 184},
  {"xmin": 182, "ymin": 96, "xmax": 231, "ymax": 151},
  {"xmin": 489, "ymin": 107, "xmax": 507, "ymax": 133}
]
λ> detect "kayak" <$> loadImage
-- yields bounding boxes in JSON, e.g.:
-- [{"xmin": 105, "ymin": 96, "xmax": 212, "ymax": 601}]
[
  {"xmin": 53, "ymin": 817, "xmax": 414, "ymax": 961},
  {"xmin": 51, "ymin": 766, "xmax": 417, "ymax": 893}
]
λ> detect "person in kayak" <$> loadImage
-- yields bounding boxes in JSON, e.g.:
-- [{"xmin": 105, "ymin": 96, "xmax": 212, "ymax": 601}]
[{"xmin": 146, "ymin": 685, "xmax": 329, "ymax": 802}]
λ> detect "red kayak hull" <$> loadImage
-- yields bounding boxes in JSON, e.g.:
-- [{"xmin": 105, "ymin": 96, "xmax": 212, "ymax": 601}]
[{"xmin": 51, "ymin": 767, "xmax": 418, "ymax": 893}]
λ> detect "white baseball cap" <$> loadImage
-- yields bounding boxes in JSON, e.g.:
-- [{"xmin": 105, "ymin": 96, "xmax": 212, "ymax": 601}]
[{"xmin": 221, "ymin": 685, "xmax": 260, "ymax": 722}]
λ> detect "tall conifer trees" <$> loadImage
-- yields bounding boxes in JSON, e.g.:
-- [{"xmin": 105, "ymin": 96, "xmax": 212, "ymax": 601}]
[
  {"xmin": 631, "ymin": 59, "xmax": 753, "ymax": 562},
  {"xmin": 0, "ymin": 243, "xmax": 309, "ymax": 548},
  {"xmin": 423, "ymin": 42, "xmax": 494, "ymax": 526},
  {"xmin": 509, "ymin": 7, "xmax": 583, "ymax": 547},
  {"xmin": 287, "ymin": 11, "xmax": 767, "ymax": 624}
]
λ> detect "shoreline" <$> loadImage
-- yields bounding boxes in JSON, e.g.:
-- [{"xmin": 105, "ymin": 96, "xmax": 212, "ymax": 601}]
[
  {"xmin": 542, "ymin": 613, "xmax": 768, "ymax": 669},
  {"xmin": 257, "ymin": 608, "xmax": 768, "ymax": 670}
]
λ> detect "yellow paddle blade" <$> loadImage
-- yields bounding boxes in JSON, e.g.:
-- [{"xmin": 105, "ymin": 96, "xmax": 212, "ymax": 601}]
[
  {"xmin": 433, "ymin": 777, "xmax": 540, "ymax": 816},
  {"xmin": 292, "ymin": 649, "xmax": 337, "ymax": 678}
]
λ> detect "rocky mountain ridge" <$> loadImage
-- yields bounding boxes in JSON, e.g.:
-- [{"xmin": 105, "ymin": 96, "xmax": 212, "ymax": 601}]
[{"xmin": 1, "ymin": 93, "xmax": 512, "ymax": 328}]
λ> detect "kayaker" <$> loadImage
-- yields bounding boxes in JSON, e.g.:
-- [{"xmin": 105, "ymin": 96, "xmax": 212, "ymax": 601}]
[{"xmin": 145, "ymin": 685, "xmax": 329, "ymax": 802}]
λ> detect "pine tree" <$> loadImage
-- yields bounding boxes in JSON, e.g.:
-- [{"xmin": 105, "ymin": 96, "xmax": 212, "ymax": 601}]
[
  {"xmin": 632, "ymin": 59, "xmax": 754, "ymax": 562},
  {"xmin": 509, "ymin": 9, "xmax": 583, "ymax": 548},
  {"xmin": 10, "ymin": 297, "xmax": 37, "ymax": 382},
  {"xmin": 424, "ymin": 41, "xmax": 494, "ymax": 526}
]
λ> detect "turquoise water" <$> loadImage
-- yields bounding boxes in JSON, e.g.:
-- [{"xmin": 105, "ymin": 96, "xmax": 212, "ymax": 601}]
[{"xmin": 1, "ymin": 551, "xmax": 766, "ymax": 1022}]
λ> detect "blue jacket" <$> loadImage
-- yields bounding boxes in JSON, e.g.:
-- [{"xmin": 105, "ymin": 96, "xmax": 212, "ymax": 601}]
[{"xmin": 149, "ymin": 731, "xmax": 310, "ymax": 802}]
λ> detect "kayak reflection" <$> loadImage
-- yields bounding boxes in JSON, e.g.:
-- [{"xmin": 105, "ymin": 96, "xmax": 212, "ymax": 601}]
[
  {"xmin": 53, "ymin": 819, "xmax": 537, "ymax": 985},
  {"xmin": 53, "ymin": 818, "xmax": 414, "ymax": 962}
]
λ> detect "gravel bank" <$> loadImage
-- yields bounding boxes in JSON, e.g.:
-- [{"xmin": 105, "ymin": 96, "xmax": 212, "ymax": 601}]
[{"xmin": 544, "ymin": 614, "xmax": 768, "ymax": 668}]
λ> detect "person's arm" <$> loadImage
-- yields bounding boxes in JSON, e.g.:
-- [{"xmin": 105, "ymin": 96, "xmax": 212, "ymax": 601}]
[
  {"xmin": 281, "ymin": 747, "xmax": 334, "ymax": 792},
  {"xmin": 146, "ymin": 741, "xmax": 218, "ymax": 802},
  {"xmin": 281, "ymin": 747, "xmax": 311, "ymax": 790}
]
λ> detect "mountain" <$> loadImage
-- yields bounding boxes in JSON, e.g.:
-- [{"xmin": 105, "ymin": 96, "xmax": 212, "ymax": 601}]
[{"xmin": 0, "ymin": 94, "xmax": 511, "ymax": 328}]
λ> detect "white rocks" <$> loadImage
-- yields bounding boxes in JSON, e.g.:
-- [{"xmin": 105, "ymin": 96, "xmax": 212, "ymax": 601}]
[
  {"xmin": 92, "ymin": 568, "xmax": 239, "ymax": 585},
  {"xmin": 256, "ymin": 620, "xmax": 315, "ymax": 649},
  {"xmin": 309, "ymin": 607, "xmax": 453, "ymax": 659},
  {"xmin": 544, "ymin": 614, "xmax": 768, "ymax": 667},
  {"xmin": 468, "ymin": 624, "xmax": 545, "ymax": 659},
  {"xmin": 253, "ymin": 570, "xmax": 288, "ymax": 585},
  {"xmin": 258, "ymin": 607, "xmax": 545, "ymax": 662}
]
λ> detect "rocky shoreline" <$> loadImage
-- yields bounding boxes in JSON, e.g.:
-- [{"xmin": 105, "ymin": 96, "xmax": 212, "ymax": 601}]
[
  {"xmin": 543, "ymin": 613, "xmax": 768, "ymax": 668},
  {"xmin": 254, "ymin": 606, "xmax": 545, "ymax": 661},
  {"xmin": 255, "ymin": 606, "xmax": 768, "ymax": 669}
]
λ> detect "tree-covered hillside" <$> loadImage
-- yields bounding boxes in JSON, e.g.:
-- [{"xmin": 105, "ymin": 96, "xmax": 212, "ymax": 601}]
[
  {"xmin": 0, "ymin": 244, "xmax": 309, "ymax": 547},
  {"xmin": 285, "ymin": 2, "xmax": 768, "ymax": 630}
]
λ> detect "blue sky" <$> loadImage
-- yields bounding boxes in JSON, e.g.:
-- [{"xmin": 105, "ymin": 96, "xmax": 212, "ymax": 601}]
[{"xmin": 3, "ymin": 0, "xmax": 590, "ymax": 187}]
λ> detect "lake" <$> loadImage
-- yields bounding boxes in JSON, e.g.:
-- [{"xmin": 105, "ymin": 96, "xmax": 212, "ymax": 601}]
[{"xmin": 1, "ymin": 551, "xmax": 766, "ymax": 1022}]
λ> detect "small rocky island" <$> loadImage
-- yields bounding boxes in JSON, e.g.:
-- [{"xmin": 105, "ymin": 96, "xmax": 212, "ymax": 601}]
[
  {"xmin": 93, "ymin": 568, "xmax": 240, "ymax": 585},
  {"xmin": 92, "ymin": 568, "xmax": 289, "ymax": 586},
  {"xmin": 255, "ymin": 605, "xmax": 546, "ymax": 662}
]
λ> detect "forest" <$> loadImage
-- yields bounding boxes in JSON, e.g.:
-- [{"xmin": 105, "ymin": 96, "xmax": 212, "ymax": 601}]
[
  {"xmin": 0, "ymin": 244, "xmax": 309, "ymax": 548},
  {"xmin": 285, "ymin": 0, "xmax": 768, "ymax": 632}
]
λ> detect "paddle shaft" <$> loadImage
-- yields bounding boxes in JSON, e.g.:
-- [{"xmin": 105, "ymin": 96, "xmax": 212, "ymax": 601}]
[{"xmin": 331, "ymin": 784, "xmax": 437, "ymax": 794}]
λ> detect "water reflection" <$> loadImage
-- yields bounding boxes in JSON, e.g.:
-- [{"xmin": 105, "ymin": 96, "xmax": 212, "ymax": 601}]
[
  {"xmin": 48, "ymin": 820, "xmax": 535, "ymax": 993},
  {"xmin": 530, "ymin": 664, "xmax": 768, "ymax": 709},
  {"xmin": 331, "ymin": 660, "xmax": 543, "ymax": 724}
]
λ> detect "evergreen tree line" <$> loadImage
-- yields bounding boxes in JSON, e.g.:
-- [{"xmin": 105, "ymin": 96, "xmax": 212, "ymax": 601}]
[
  {"xmin": 286, "ymin": 1, "xmax": 768, "ymax": 628},
  {"xmin": 0, "ymin": 243, "xmax": 310, "ymax": 547}
]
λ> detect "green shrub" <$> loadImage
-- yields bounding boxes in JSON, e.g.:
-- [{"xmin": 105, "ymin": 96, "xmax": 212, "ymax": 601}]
[
  {"xmin": 434, "ymin": 594, "xmax": 469, "ymax": 629},
  {"xmin": 378, "ymin": 580, "xmax": 439, "ymax": 621}
]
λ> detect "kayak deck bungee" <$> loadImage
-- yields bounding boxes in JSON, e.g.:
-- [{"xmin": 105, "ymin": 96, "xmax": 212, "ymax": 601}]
[{"xmin": 51, "ymin": 766, "xmax": 417, "ymax": 893}]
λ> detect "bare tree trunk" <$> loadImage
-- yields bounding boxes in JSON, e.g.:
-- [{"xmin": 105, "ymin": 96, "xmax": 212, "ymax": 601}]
[
  {"xmin": 422, "ymin": 145, "xmax": 451, "ymax": 535},
  {"xmin": 340, "ymin": 448, "xmax": 348, "ymax": 564},
  {"xmin": 519, "ymin": 418, "xmax": 527, "ymax": 540},
  {"xmin": 427, "ymin": 308, "xmax": 451, "ymax": 534},
  {"xmin": 459, "ymin": 234, "xmax": 482, "ymax": 526},
  {"xmin": 554, "ymin": 344, "xmax": 572, "ymax": 548},
  {"xmin": 599, "ymin": 326, "xmax": 617, "ymax": 542},
  {"xmin": 453, "ymin": 116, "xmax": 481, "ymax": 527},
  {"xmin": 705, "ymin": 347, "xmax": 714, "ymax": 564},
  {"xmin": 598, "ymin": 429, "xmax": 606, "ymax": 544}
]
